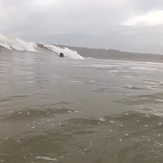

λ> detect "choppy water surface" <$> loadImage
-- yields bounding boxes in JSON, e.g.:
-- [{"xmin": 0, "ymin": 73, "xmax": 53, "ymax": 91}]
[{"xmin": 1, "ymin": 53, "xmax": 163, "ymax": 163}]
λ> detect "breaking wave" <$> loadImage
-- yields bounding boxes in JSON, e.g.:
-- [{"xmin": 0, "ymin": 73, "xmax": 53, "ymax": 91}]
[
  {"xmin": 43, "ymin": 44, "xmax": 84, "ymax": 60},
  {"xmin": 0, "ymin": 34, "xmax": 37, "ymax": 52},
  {"xmin": 0, "ymin": 34, "xmax": 84, "ymax": 60}
]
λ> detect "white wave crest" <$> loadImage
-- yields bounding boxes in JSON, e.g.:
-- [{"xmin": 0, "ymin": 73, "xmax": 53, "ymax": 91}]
[
  {"xmin": 44, "ymin": 44, "xmax": 84, "ymax": 60},
  {"xmin": 0, "ymin": 34, "xmax": 84, "ymax": 60},
  {"xmin": 0, "ymin": 34, "xmax": 37, "ymax": 52}
]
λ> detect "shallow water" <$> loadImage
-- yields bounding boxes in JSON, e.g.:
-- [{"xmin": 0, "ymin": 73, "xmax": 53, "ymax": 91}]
[{"xmin": 1, "ymin": 53, "xmax": 163, "ymax": 163}]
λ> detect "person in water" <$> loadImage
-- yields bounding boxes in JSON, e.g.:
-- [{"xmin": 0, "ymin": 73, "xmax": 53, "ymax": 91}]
[{"xmin": 59, "ymin": 52, "xmax": 64, "ymax": 58}]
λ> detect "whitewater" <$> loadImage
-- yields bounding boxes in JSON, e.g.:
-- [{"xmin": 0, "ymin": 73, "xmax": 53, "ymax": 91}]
[{"xmin": 0, "ymin": 34, "xmax": 84, "ymax": 60}]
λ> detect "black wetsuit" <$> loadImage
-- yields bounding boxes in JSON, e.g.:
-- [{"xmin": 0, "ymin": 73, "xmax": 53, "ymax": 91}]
[{"xmin": 59, "ymin": 53, "xmax": 64, "ymax": 58}]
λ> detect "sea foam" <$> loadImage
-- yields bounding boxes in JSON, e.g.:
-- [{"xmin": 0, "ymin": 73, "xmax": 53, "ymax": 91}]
[
  {"xmin": 0, "ymin": 33, "xmax": 84, "ymax": 60},
  {"xmin": 0, "ymin": 34, "xmax": 37, "ymax": 52},
  {"xmin": 43, "ymin": 44, "xmax": 84, "ymax": 60}
]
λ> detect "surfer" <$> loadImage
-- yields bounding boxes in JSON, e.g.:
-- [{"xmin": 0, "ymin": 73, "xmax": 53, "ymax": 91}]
[{"xmin": 59, "ymin": 52, "xmax": 64, "ymax": 58}]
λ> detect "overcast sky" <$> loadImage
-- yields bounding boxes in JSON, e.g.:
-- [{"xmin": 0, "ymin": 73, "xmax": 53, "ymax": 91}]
[{"xmin": 1, "ymin": 0, "xmax": 163, "ymax": 53}]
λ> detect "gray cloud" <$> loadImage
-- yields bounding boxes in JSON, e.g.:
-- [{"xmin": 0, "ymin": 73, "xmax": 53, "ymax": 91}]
[{"xmin": 0, "ymin": 0, "xmax": 163, "ymax": 54}]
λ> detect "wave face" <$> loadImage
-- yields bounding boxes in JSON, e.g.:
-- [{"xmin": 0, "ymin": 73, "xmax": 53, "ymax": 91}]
[
  {"xmin": 0, "ymin": 34, "xmax": 84, "ymax": 60},
  {"xmin": 0, "ymin": 34, "xmax": 38, "ymax": 52},
  {"xmin": 43, "ymin": 44, "xmax": 84, "ymax": 60}
]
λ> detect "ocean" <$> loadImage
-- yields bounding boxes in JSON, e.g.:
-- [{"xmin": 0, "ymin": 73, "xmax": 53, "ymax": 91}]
[{"xmin": 0, "ymin": 35, "xmax": 163, "ymax": 163}]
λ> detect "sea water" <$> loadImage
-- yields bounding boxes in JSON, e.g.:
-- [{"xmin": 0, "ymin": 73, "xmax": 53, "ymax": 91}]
[{"xmin": 0, "ymin": 51, "xmax": 163, "ymax": 163}]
